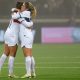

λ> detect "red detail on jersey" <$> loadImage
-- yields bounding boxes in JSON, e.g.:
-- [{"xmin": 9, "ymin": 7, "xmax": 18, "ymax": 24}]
[
  {"xmin": 13, "ymin": 10, "xmax": 18, "ymax": 13},
  {"xmin": 13, "ymin": 19, "xmax": 21, "ymax": 24}
]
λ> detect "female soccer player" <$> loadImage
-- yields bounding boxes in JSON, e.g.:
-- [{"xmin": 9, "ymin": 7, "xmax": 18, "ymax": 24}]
[
  {"xmin": 19, "ymin": 2, "xmax": 37, "ymax": 78},
  {"xmin": 0, "ymin": 2, "xmax": 23, "ymax": 78}
]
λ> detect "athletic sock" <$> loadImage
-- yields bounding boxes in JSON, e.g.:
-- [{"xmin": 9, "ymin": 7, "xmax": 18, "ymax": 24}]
[
  {"xmin": 0, "ymin": 54, "xmax": 7, "ymax": 71},
  {"xmin": 31, "ymin": 56, "xmax": 36, "ymax": 74},
  {"xmin": 25, "ymin": 56, "xmax": 31, "ymax": 76},
  {"xmin": 8, "ymin": 56, "xmax": 14, "ymax": 75}
]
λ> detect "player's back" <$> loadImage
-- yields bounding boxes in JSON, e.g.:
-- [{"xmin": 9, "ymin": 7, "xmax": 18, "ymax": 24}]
[{"xmin": 7, "ymin": 19, "xmax": 20, "ymax": 34}]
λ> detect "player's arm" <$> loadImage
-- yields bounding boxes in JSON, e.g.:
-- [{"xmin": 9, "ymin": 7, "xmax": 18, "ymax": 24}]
[
  {"xmin": 12, "ymin": 12, "xmax": 21, "ymax": 19},
  {"xmin": 11, "ymin": 8, "xmax": 21, "ymax": 23},
  {"xmin": 18, "ymin": 11, "xmax": 33, "ymax": 27},
  {"xmin": 20, "ymin": 19, "xmax": 33, "ymax": 28},
  {"xmin": 11, "ymin": 13, "xmax": 21, "ymax": 24},
  {"xmin": 11, "ymin": 8, "xmax": 20, "ymax": 19}
]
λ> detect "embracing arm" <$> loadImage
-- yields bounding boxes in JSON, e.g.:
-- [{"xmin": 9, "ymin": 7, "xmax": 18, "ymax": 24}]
[
  {"xmin": 21, "ymin": 20, "xmax": 33, "ymax": 27},
  {"xmin": 11, "ymin": 12, "xmax": 21, "ymax": 19},
  {"xmin": 18, "ymin": 18, "xmax": 33, "ymax": 27}
]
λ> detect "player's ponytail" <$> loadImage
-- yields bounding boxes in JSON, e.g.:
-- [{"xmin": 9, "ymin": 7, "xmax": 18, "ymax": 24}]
[
  {"xmin": 28, "ymin": 2, "xmax": 37, "ymax": 19},
  {"xmin": 24, "ymin": 2, "xmax": 37, "ymax": 19}
]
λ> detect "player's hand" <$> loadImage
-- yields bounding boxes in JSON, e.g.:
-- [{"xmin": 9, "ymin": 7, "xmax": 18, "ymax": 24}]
[{"xmin": 11, "ymin": 8, "xmax": 18, "ymax": 13}]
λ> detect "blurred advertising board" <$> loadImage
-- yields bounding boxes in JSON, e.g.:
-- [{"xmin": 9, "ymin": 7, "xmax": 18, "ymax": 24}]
[
  {"xmin": 0, "ymin": 30, "xmax": 5, "ymax": 42},
  {"xmin": 41, "ymin": 27, "xmax": 80, "ymax": 43}
]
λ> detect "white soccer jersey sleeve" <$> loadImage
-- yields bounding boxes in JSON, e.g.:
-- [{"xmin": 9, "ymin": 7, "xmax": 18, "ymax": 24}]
[
  {"xmin": 20, "ymin": 19, "xmax": 33, "ymax": 27},
  {"xmin": 12, "ymin": 12, "xmax": 20, "ymax": 19},
  {"xmin": 20, "ymin": 11, "xmax": 31, "ymax": 18},
  {"xmin": 19, "ymin": 10, "xmax": 33, "ymax": 28},
  {"xmin": 11, "ymin": 10, "xmax": 33, "ymax": 28}
]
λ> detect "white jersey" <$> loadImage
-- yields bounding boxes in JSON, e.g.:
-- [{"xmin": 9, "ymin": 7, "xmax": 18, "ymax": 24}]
[
  {"xmin": 4, "ymin": 19, "xmax": 20, "ymax": 46},
  {"xmin": 19, "ymin": 10, "xmax": 33, "ymax": 48},
  {"xmin": 12, "ymin": 10, "xmax": 33, "ymax": 28},
  {"xmin": 20, "ymin": 25, "xmax": 33, "ymax": 48},
  {"xmin": 20, "ymin": 10, "xmax": 31, "ymax": 18},
  {"xmin": 6, "ymin": 19, "xmax": 19, "ymax": 34},
  {"xmin": 19, "ymin": 10, "xmax": 33, "ymax": 28}
]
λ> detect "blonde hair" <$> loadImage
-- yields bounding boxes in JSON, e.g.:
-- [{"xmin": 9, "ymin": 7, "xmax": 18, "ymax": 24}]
[{"xmin": 28, "ymin": 2, "xmax": 37, "ymax": 19}]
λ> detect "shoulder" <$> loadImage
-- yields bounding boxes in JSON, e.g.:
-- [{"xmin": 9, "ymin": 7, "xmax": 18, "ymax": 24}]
[
  {"xmin": 21, "ymin": 10, "xmax": 31, "ymax": 18},
  {"xmin": 22, "ymin": 10, "xmax": 30, "ymax": 15}
]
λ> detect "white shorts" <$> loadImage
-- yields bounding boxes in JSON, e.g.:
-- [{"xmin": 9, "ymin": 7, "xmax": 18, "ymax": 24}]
[
  {"xmin": 20, "ymin": 28, "xmax": 33, "ymax": 48},
  {"xmin": 4, "ymin": 28, "xmax": 19, "ymax": 46}
]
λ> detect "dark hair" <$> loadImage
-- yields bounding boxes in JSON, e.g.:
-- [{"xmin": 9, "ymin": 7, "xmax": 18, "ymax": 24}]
[{"xmin": 16, "ymin": 2, "xmax": 23, "ymax": 9}]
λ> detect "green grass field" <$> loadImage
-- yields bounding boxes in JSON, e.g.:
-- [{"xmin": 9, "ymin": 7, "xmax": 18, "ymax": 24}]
[{"xmin": 0, "ymin": 43, "xmax": 80, "ymax": 80}]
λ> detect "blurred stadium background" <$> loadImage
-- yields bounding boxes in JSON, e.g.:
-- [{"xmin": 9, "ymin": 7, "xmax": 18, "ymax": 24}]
[
  {"xmin": 0, "ymin": 0, "xmax": 80, "ymax": 80},
  {"xmin": 0, "ymin": 0, "xmax": 80, "ymax": 43}
]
